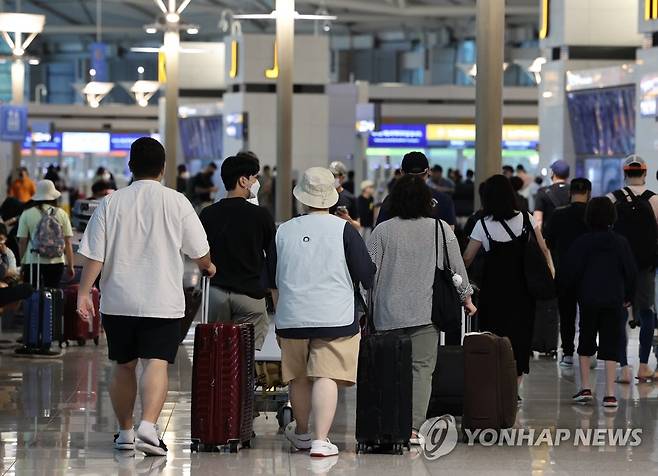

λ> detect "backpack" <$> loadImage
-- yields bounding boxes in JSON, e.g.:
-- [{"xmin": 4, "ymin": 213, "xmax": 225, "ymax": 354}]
[
  {"xmin": 612, "ymin": 187, "xmax": 657, "ymax": 269},
  {"xmin": 32, "ymin": 207, "xmax": 65, "ymax": 259}
]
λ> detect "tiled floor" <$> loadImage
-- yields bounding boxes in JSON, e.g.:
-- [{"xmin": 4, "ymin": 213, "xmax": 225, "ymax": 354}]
[{"xmin": 0, "ymin": 327, "xmax": 657, "ymax": 475}]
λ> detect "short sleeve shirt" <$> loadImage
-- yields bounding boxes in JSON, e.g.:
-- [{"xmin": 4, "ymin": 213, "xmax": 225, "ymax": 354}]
[
  {"xmin": 78, "ymin": 180, "xmax": 210, "ymax": 319},
  {"xmin": 17, "ymin": 205, "xmax": 74, "ymax": 265},
  {"xmin": 470, "ymin": 212, "xmax": 538, "ymax": 252}
]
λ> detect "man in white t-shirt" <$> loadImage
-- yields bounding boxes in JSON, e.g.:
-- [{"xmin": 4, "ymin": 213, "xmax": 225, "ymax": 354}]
[{"xmin": 76, "ymin": 137, "xmax": 216, "ymax": 456}]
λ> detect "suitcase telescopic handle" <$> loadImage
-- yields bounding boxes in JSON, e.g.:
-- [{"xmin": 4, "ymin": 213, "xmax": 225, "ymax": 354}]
[{"xmin": 200, "ymin": 275, "xmax": 210, "ymax": 325}]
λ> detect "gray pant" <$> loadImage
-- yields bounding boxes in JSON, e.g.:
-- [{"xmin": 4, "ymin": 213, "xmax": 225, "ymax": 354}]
[
  {"xmin": 207, "ymin": 286, "xmax": 269, "ymax": 350},
  {"xmin": 391, "ymin": 324, "xmax": 439, "ymax": 430}
]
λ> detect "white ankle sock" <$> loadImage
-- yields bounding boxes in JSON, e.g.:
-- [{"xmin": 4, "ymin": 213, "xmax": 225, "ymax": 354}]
[
  {"xmin": 117, "ymin": 428, "xmax": 134, "ymax": 443},
  {"xmin": 137, "ymin": 421, "xmax": 159, "ymax": 445}
]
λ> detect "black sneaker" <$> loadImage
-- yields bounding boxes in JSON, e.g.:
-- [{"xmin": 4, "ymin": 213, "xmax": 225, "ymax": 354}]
[
  {"xmin": 602, "ymin": 396, "xmax": 618, "ymax": 408},
  {"xmin": 572, "ymin": 389, "xmax": 593, "ymax": 404}
]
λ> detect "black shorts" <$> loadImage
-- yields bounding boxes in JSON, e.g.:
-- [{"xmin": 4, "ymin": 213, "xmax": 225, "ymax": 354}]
[
  {"xmin": 577, "ymin": 306, "xmax": 623, "ymax": 362},
  {"xmin": 102, "ymin": 314, "xmax": 182, "ymax": 364}
]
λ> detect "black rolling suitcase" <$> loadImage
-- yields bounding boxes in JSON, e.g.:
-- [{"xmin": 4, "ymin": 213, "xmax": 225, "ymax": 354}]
[
  {"xmin": 426, "ymin": 314, "xmax": 468, "ymax": 418},
  {"xmin": 532, "ymin": 298, "xmax": 559, "ymax": 357},
  {"xmin": 355, "ymin": 298, "xmax": 412, "ymax": 455}
]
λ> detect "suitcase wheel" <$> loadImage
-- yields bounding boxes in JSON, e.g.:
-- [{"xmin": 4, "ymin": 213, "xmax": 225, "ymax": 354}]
[
  {"xmin": 93, "ymin": 336, "xmax": 100, "ymax": 346},
  {"xmin": 394, "ymin": 443, "xmax": 404, "ymax": 455},
  {"xmin": 356, "ymin": 442, "xmax": 365, "ymax": 454},
  {"xmin": 190, "ymin": 441, "xmax": 199, "ymax": 453},
  {"xmin": 228, "ymin": 440, "xmax": 239, "ymax": 453},
  {"xmin": 276, "ymin": 405, "xmax": 293, "ymax": 429},
  {"xmin": 77, "ymin": 339, "xmax": 86, "ymax": 347},
  {"xmin": 241, "ymin": 440, "xmax": 251, "ymax": 449}
]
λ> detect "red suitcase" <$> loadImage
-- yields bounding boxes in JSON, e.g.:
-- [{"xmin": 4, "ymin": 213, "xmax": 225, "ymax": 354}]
[
  {"xmin": 191, "ymin": 277, "xmax": 255, "ymax": 453},
  {"xmin": 63, "ymin": 285, "xmax": 101, "ymax": 346}
]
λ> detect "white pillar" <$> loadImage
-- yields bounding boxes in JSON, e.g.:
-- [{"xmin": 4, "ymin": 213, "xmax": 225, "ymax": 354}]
[
  {"xmin": 275, "ymin": 0, "xmax": 295, "ymax": 223},
  {"xmin": 474, "ymin": 0, "xmax": 505, "ymax": 205},
  {"xmin": 163, "ymin": 30, "xmax": 180, "ymax": 189},
  {"xmin": 11, "ymin": 59, "xmax": 25, "ymax": 171}
]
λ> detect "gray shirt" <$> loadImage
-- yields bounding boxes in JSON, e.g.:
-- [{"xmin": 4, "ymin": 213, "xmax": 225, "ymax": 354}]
[{"xmin": 367, "ymin": 217, "xmax": 472, "ymax": 331}]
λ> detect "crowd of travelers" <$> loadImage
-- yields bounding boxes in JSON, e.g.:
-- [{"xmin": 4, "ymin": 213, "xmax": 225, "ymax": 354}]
[{"xmin": 1, "ymin": 136, "xmax": 655, "ymax": 459}]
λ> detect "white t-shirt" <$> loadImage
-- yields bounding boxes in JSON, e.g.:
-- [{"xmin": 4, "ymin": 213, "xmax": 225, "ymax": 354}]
[
  {"xmin": 470, "ymin": 212, "xmax": 538, "ymax": 252},
  {"xmin": 78, "ymin": 180, "xmax": 210, "ymax": 319}
]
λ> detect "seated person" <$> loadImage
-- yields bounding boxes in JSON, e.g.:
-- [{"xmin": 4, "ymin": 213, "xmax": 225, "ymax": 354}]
[{"xmin": 0, "ymin": 224, "xmax": 18, "ymax": 285}]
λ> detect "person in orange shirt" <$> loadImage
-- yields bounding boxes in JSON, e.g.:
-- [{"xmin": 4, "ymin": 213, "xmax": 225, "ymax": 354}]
[{"xmin": 9, "ymin": 168, "xmax": 37, "ymax": 203}]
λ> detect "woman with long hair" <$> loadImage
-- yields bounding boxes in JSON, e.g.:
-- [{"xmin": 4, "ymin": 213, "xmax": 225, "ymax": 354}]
[
  {"xmin": 463, "ymin": 175, "xmax": 553, "ymax": 394},
  {"xmin": 368, "ymin": 174, "xmax": 475, "ymax": 443}
]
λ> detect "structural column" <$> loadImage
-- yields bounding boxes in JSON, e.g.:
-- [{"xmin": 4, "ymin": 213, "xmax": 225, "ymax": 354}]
[
  {"xmin": 164, "ymin": 29, "xmax": 180, "ymax": 189},
  {"xmin": 275, "ymin": 0, "xmax": 295, "ymax": 223},
  {"xmin": 474, "ymin": 0, "xmax": 504, "ymax": 203},
  {"xmin": 11, "ymin": 59, "xmax": 25, "ymax": 171}
]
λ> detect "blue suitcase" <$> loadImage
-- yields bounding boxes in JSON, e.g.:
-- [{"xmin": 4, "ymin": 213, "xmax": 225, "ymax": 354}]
[{"xmin": 17, "ymin": 257, "xmax": 64, "ymax": 354}]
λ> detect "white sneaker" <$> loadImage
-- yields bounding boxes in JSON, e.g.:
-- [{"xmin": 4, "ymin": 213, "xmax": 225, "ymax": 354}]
[
  {"xmin": 559, "ymin": 356, "xmax": 573, "ymax": 367},
  {"xmin": 136, "ymin": 424, "xmax": 168, "ymax": 457},
  {"xmin": 310, "ymin": 439, "xmax": 339, "ymax": 457},
  {"xmin": 410, "ymin": 433, "xmax": 425, "ymax": 446},
  {"xmin": 284, "ymin": 422, "xmax": 312, "ymax": 450},
  {"xmin": 114, "ymin": 432, "xmax": 135, "ymax": 451}
]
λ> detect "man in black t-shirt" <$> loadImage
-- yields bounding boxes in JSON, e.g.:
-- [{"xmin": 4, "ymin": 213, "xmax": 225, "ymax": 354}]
[
  {"xmin": 190, "ymin": 162, "xmax": 218, "ymax": 207},
  {"xmin": 544, "ymin": 178, "xmax": 592, "ymax": 366},
  {"xmin": 328, "ymin": 161, "xmax": 360, "ymax": 229},
  {"xmin": 199, "ymin": 154, "xmax": 276, "ymax": 350},
  {"xmin": 357, "ymin": 180, "xmax": 375, "ymax": 238},
  {"xmin": 534, "ymin": 159, "xmax": 570, "ymax": 232}
]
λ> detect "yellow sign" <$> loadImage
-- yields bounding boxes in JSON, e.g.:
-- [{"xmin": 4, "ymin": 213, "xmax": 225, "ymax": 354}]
[
  {"xmin": 265, "ymin": 41, "xmax": 279, "ymax": 79},
  {"xmin": 539, "ymin": 0, "xmax": 550, "ymax": 39},
  {"xmin": 425, "ymin": 124, "xmax": 539, "ymax": 143},
  {"xmin": 229, "ymin": 40, "xmax": 238, "ymax": 78},
  {"xmin": 158, "ymin": 50, "xmax": 166, "ymax": 84},
  {"xmin": 646, "ymin": 0, "xmax": 658, "ymax": 20}
]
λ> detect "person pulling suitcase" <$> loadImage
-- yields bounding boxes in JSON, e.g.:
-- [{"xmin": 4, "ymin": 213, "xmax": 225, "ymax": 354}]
[{"xmin": 76, "ymin": 138, "xmax": 215, "ymax": 456}]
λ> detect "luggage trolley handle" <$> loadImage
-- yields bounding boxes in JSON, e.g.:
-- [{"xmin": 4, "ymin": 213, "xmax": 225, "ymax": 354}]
[
  {"xmin": 200, "ymin": 271, "xmax": 211, "ymax": 325},
  {"xmin": 29, "ymin": 250, "xmax": 41, "ymax": 291}
]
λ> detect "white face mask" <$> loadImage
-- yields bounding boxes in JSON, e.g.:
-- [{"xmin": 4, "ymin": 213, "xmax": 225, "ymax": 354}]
[
  {"xmin": 249, "ymin": 179, "xmax": 260, "ymax": 199},
  {"xmin": 334, "ymin": 178, "xmax": 341, "ymax": 189},
  {"xmin": 101, "ymin": 172, "xmax": 111, "ymax": 181}
]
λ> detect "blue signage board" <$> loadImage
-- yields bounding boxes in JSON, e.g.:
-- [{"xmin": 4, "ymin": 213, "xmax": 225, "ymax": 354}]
[
  {"xmin": 0, "ymin": 105, "xmax": 28, "ymax": 142},
  {"xmin": 23, "ymin": 132, "xmax": 62, "ymax": 151},
  {"xmin": 368, "ymin": 124, "xmax": 426, "ymax": 148},
  {"xmin": 90, "ymin": 42, "xmax": 109, "ymax": 82},
  {"xmin": 110, "ymin": 133, "xmax": 147, "ymax": 151}
]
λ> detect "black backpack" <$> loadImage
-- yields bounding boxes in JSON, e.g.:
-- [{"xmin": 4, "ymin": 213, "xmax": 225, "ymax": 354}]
[{"xmin": 612, "ymin": 187, "xmax": 657, "ymax": 269}]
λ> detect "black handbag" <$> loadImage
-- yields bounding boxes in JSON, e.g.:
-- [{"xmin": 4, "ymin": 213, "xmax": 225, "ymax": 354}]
[
  {"xmin": 500, "ymin": 213, "xmax": 555, "ymax": 300},
  {"xmin": 432, "ymin": 220, "xmax": 462, "ymax": 331}
]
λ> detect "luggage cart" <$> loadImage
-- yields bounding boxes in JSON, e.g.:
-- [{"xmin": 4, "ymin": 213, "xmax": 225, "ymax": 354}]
[{"xmin": 254, "ymin": 323, "xmax": 293, "ymax": 430}]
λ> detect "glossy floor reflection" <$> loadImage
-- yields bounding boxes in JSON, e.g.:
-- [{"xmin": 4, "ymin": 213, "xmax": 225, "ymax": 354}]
[{"xmin": 0, "ymin": 327, "xmax": 657, "ymax": 475}]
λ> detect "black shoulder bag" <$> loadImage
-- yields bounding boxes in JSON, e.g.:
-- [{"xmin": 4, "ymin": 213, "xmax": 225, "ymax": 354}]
[
  {"xmin": 500, "ymin": 213, "xmax": 555, "ymax": 300},
  {"xmin": 431, "ymin": 220, "xmax": 462, "ymax": 331}
]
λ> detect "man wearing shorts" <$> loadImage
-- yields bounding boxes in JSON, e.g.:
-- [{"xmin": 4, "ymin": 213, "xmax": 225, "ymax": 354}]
[
  {"xmin": 77, "ymin": 137, "xmax": 215, "ymax": 456},
  {"xmin": 274, "ymin": 167, "xmax": 375, "ymax": 457}
]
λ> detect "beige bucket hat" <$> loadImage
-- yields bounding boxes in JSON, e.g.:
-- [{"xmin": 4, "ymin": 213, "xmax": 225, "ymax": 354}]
[
  {"xmin": 33, "ymin": 180, "xmax": 61, "ymax": 201},
  {"xmin": 293, "ymin": 167, "xmax": 339, "ymax": 209}
]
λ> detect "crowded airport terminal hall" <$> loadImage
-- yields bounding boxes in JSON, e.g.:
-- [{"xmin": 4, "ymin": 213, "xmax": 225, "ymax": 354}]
[{"xmin": 0, "ymin": 0, "xmax": 656, "ymax": 474}]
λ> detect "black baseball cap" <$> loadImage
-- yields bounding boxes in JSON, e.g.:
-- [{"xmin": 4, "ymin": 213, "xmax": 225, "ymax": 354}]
[{"xmin": 401, "ymin": 151, "xmax": 429, "ymax": 174}]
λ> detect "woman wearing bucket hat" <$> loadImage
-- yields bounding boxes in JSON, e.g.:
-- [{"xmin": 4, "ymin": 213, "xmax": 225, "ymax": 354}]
[
  {"xmin": 274, "ymin": 167, "xmax": 376, "ymax": 458},
  {"xmin": 17, "ymin": 179, "xmax": 75, "ymax": 288}
]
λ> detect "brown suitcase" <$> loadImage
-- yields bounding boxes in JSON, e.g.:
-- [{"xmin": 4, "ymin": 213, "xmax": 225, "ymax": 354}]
[{"xmin": 462, "ymin": 332, "xmax": 518, "ymax": 431}]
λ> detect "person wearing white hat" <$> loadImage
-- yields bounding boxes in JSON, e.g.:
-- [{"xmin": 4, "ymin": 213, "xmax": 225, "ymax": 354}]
[
  {"xmin": 274, "ymin": 167, "xmax": 376, "ymax": 458},
  {"xmin": 16, "ymin": 179, "xmax": 75, "ymax": 288}
]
